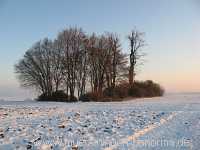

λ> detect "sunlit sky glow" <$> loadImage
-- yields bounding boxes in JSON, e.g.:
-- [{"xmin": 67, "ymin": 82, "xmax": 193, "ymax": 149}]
[{"xmin": 0, "ymin": 0, "xmax": 200, "ymax": 100}]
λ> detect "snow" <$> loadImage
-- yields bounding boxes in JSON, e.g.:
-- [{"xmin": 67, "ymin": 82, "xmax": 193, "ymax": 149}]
[{"xmin": 0, "ymin": 93, "xmax": 199, "ymax": 149}]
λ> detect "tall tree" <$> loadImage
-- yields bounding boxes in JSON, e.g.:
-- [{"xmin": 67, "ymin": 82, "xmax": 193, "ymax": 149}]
[
  {"xmin": 52, "ymin": 39, "xmax": 65, "ymax": 92},
  {"xmin": 75, "ymin": 35, "xmax": 88, "ymax": 98},
  {"xmin": 128, "ymin": 30, "xmax": 145, "ymax": 86},
  {"xmin": 105, "ymin": 33, "xmax": 124, "ymax": 89},
  {"xmin": 56, "ymin": 27, "xmax": 86, "ymax": 99},
  {"xmin": 87, "ymin": 34, "xmax": 109, "ymax": 96},
  {"xmin": 15, "ymin": 38, "xmax": 55, "ymax": 96}
]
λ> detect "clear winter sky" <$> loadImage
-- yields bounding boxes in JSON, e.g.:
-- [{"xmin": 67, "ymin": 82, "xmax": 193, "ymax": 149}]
[{"xmin": 0, "ymin": 0, "xmax": 200, "ymax": 100}]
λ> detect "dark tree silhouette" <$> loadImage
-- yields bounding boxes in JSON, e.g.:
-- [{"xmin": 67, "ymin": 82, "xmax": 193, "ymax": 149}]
[
  {"xmin": 128, "ymin": 29, "xmax": 145, "ymax": 86},
  {"xmin": 56, "ymin": 28, "xmax": 86, "ymax": 99},
  {"xmin": 15, "ymin": 39, "xmax": 55, "ymax": 96}
]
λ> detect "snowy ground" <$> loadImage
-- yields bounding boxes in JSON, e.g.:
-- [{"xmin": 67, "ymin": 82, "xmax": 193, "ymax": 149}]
[{"xmin": 0, "ymin": 93, "xmax": 199, "ymax": 150}]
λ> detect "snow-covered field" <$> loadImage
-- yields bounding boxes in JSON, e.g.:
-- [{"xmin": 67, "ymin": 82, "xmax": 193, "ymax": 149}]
[{"xmin": 0, "ymin": 93, "xmax": 199, "ymax": 150}]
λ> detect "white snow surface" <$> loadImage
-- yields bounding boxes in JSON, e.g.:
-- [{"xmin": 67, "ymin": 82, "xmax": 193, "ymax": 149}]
[{"xmin": 0, "ymin": 93, "xmax": 199, "ymax": 150}]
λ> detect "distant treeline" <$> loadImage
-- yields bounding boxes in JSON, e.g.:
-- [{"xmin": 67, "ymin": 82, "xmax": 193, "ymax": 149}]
[{"xmin": 15, "ymin": 27, "xmax": 164, "ymax": 102}]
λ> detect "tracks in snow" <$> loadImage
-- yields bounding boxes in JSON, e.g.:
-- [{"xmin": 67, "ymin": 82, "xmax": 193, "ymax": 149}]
[{"xmin": 104, "ymin": 112, "xmax": 180, "ymax": 150}]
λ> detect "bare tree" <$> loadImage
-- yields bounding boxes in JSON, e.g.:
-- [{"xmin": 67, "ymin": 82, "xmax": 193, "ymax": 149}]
[
  {"xmin": 75, "ymin": 35, "xmax": 88, "ymax": 98},
  {"xmin": 87, "ymin": 34, "xmax": 109, "ymax": 96},
  {"xmin": 128, "ymin": 29, "xmax": 145, "ymax": 86},
  {"xmin": 15, "ymin": 38, "xmax": 55, "ymax": 96},
  {"xmin": 105, "ymin": 33, "xmax": 125, "ymax": 89},
  {"xmin": 86, "ymin": 33, "xmax": 127, "ymax": 96},
  {"xmin": 56, "ymin": 27, "xmax": 86, "ymax": 99},
  {"xmin": 52, "ymin": 39, "xmax": 65, "ymax": 92}
]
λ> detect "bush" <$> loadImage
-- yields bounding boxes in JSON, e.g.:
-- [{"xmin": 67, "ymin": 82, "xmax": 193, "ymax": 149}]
[
  {"xmin": 79, "ymin": 92, "xmax": 123, "ymax": 102},
  {"xmin": 103, "ymin": 83, "xmax": 129, "ymax": 99},
  {"xmin": 114, "ymin": 84, "xmax": 129, "ymax": 98},
  {"xmin": 37, "ymin": 91, "xmax": 78, "ymax": 102},
  {"xmin": 128, "ymin": 80, "xmax": 164, "ymax": 97},
  {"xmin": 77, "ymin": 80, "xmax": 164, "ymax": 102},
  {"xmin": 128, "ymin": 85, "xmax": 145, "ymax": 97},
  {"xmin": 103, "ymin": 80, "xmax": 164, "ymax": 100},
  {"xmin": 79, "ymin": 92, "xmax": 98, "ymax": 102}
]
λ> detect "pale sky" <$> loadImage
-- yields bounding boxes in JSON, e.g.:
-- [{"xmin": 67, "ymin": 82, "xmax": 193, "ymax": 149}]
[{"xmin": 0, "ymin": 0, "xmax": 200, "ymax": 100}]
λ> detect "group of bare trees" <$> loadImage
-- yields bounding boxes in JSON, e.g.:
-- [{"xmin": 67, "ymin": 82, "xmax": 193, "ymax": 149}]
[{"xmin": 15, "ymin": 27, "xmax": 145, "ymax": 100}]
